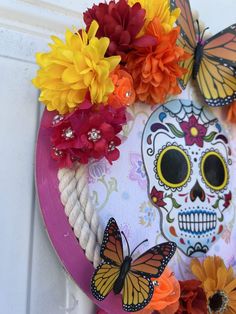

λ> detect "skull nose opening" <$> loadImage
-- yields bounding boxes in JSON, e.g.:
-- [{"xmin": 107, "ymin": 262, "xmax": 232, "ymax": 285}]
[{"xmin": 190, "ymin": 180, "xmax": 205, "ymax": 202}]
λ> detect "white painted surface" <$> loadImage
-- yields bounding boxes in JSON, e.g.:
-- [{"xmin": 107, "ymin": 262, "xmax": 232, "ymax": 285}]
[{"xmin": 0, "ymin": 1, "xmax": 235, "ymax": 314}]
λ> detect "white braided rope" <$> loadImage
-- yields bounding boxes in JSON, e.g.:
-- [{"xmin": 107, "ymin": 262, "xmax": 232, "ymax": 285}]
[{"xmin": 58, "ymin": 162, "xmax": 103, "ymax": 268}]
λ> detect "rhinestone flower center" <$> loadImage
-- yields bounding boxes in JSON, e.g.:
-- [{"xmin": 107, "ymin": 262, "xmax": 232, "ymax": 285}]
[
  {"xmin": 108, "ymin": 141, "xmax": 116, "ymax": 152},
  {"xmin": 62, "ymin": 127, "xmax": 74, "ymax": 140},
  {"xmin": 88, "ymin": 128, "xmax": 101, "ymax": 142},
  {"xmin": 52, "ymin": 114, "xmax": 64, "ymax": 125},
  {"xmin": 52, "ymin": 147, "xmax": 64, "ymax": 157}
]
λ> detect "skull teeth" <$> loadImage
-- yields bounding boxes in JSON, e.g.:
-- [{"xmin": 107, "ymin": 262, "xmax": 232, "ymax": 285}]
[{"xmin": 178, "ymin": 211, "xmax": 217, "ymax": 234}]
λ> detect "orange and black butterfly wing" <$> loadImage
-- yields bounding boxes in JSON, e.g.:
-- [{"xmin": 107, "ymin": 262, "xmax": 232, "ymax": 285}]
[
  {"xmin": 100, "ymin": 217, "xmax": 124, "ymax": 266},
  {"xmin": 131, "ymin": 242, "xmax": 177, "ymax": 277},
  {"xmin": 197, "ymin": 56, "xmax": 236, "ymax": 106},
  {"xmin": 121, "ymin": 242, "xmax": 176, "ymax": 312},
  {"xmin": 122, "ymin": 272, "xmax": 154, "ymax": 312},
  {"xmin": 177, "ymin": 35, "xmax": 195, "ymax": 89},
  {"xmin": 171, "ymin": 0, "xmax": 196, "ymax": 88},
  {"xmin": 171, "ymin": 0, "xmax": 196, "ymax": 47},
  {"xmin": 204, "ymin": 24, "xmax": 236, "ymax": 67},
  {"xmin": 91, "ymin": 217, "xmax": 123, "ymax": 301},
  {"xmin": 91, "ymin": 262, "xmax": 120, "ymax": 301},
  {"xmin": 197, "ymin": 25, "xmax": 236, "ymax": 107}
]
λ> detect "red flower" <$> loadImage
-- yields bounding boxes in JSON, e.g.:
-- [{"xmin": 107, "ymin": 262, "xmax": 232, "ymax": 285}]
[
  {"xmin": 150, "ymin": 186, "xmax": 167, "ymax": 208},
  {"xmin": 223, "ymin": 191, "xmax": 232, "ymax": 208},
  {"xmin": 49, "ymin": 103, "xmax": 127, "ymax": 168},
  {"xmin": 83, "ymin": 0, "xmax": 154, "ymax": 60},
  {"xmin": 180, "ymin": 115, "xmax": 207, "ymax": 147},
  {"xmin": 176, "ymin": 280, "xmax": 207, "ymax": 314}
]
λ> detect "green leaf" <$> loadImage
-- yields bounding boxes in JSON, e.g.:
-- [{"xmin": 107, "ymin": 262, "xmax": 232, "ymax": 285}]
[
  {"xmin": 204, "ymin": 131, "xmax": 217, "ymax": 142},
  {"xmin": 167, "ymin": 212, "xmax": 175, "ymax": 223},
  {"xmin": 108, "ymin": 177, "xmax": 118, "ymax": 192},
  {"xmin": 212, "ymin": 199, "xmax": 220, "ymax": 209},
  {"xmin": 166, "ymin": 123, "xmax": 185, "ymax": 138},
  {"xmin": 172, "ymin": 198, "xmax": 181, "ymax": 209}
]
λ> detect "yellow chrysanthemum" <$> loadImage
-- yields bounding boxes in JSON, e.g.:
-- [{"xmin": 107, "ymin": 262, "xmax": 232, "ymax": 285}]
[
  {"xmin": 191, "ymin": 256, "xmax": 236, "ymax": 314},
  {"xmin": 128, "ymin": 0, "xmax": 180, "ymax": 33},
  {"xmin": 32, "ymin": 21, "xmax": 120, "ymax": 114}
]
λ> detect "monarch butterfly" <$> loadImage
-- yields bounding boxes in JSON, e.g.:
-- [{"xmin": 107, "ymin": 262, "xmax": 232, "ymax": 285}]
[
  {"xmin": 171, "ymin": 0, "xmax": 236, "ymax": 107},
  {"xmin": 91, "ymin": 217, "xmax": 177, "ymax": 312}
]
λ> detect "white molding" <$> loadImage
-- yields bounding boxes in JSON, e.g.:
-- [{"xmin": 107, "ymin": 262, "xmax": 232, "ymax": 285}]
[{"xmin": 0, "ymin": 0, "xmax": 84, "ymax": 38}]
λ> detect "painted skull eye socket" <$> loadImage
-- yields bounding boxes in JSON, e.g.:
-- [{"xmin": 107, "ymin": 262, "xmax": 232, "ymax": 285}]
[
  {"xmin": 201, "ymin": 151, "xmax": 228, "ymax": 191},
  {"xmin": 156, "ymin": 146, "xmax": 191, "ymax": 188}
]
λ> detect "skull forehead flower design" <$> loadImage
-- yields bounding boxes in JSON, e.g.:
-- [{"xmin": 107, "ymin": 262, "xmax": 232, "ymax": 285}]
[{"xmin": 142, "ymin": 99, "xmax": 233, "ymax": 257}]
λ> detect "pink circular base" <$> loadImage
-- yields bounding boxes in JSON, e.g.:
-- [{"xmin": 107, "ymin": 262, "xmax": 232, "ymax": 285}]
[{"xmin": 36, "ymin": 109, "xmax": 126, "ymax": 314}]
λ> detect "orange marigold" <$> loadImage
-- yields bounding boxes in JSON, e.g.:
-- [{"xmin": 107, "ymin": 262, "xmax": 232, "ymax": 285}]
[
  {"xmin": 127, "ymin": 17, "xmax": 189, "ymax": 105},
  {"xmin": 108, "ymin": 67, "xmax": 136, "ymax": 108}
]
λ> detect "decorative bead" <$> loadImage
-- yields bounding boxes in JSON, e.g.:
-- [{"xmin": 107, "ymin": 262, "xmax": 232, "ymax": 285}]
[
  {"xmin": 152, "ymin": 280, "xmax": 159, "ymax": 287},
  {"xmin": 125, "ymin": 91, "xmax": 132, "ymax": 97},
  {"xmin": 52, "ymin": 114, "xmax": 64, "ymax": 125},
  {"xmin": 62, "ymin": 127, "xmax": 74, "ymax": 140},
  {"xmin": 88, "ymin": 128, "xmax": 101, "ymax": 142},
  {"xmin": 108, "ymin": 141, "xmax": 116, "ymax": 152},
  {"xmin": 52, "ymin": 147, "xmax": 64, "ymax": 157}
]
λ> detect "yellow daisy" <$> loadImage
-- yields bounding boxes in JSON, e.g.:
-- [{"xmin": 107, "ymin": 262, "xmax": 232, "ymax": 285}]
[
  {"xmin": 128, "ymin": 0, "xmax": 180, "ymax": 33},
  {"xmin": 191, "ymin": 256, "xmax": 236, "ymax": 313},
  {"xmin": 32, "ymin": 21, "xmax": 120, "ymax": 114}
]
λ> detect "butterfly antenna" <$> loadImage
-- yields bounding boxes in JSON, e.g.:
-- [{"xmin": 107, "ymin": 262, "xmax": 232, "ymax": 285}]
[
  {"xmin": 201, "ymin": 27, "xmax": 210, "ymax": 41},
  {"xmin": 121, "ymin": 231, "xmax": 131, "ymax": 256},
  {"xmin": 195, "ymin": 19, "xmax": 201, "ymax": 39},
  {"xmin": 130, "ymin": 239, "xmax": 148, "ymax": 257}
]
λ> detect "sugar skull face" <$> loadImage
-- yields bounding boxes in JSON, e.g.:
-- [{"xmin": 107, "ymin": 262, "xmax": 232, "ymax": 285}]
[{"xmin": 142, "ymin": 99, "xmax": 233, "ymax": 256}]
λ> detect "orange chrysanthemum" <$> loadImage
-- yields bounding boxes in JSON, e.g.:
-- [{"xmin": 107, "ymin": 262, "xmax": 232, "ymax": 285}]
[
  {"xmin": 139, "ymin": 267, "xmax": 180, "ymax": 314},
  {"xmin": 127, "ymin": 17, "xmax": 189, "ymax": 105},
  {"xmin": 226, "ymin": 101, "xmax": 236, "ymax": 123},
  {"xmin": 108, "ymin": 67, "xmax": 136, "ymax": 108}
]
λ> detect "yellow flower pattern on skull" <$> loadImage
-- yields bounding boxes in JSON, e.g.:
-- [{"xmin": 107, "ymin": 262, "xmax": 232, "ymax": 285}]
[{"xmin": 32, "ymin": 21, "xmax": 121, "ymax": 114}]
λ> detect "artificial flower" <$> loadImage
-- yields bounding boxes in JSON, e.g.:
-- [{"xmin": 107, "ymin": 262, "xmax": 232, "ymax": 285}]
[
  {"xmin": 49, "ymin": 101, "xmax": 127, "ymax": 167},
  {"xmin": 127, "ymin": 18, "xmax": 188, "ymax": 105},
  {"xmin": 180, "ymin": 115, "xmax": 207, "ymax": 147},
  {"xmin": 191, "ymin": 256, "xmax": 236, "ymax": 314},
  {"xmin": 128, "ymin": 0, "xmax": 180, "ymax": 34},
  {"xmin": 83, "ymin": 0, "xmax": 155, "ymax": 60},
  {"xmin": 150, "ymin": 187, "xmax": 167, "ymax": 208},
  {"xmin": 176, "ymin": 280, "xmax": 207, "ymax": 314},
  {"xmin": 226, "ymin": 101, "xmax": 236, "ymax": 123},
  {"xmin": 33, "ymin": 21, "xmax": 120, "ymax": 114},
  {"xmin": 108, "ymin": 67, "xmax": 135, "ymax": 108},
  {"xmin": 139, "ymin": 267, "xmax": 180, "ymax": 314}
]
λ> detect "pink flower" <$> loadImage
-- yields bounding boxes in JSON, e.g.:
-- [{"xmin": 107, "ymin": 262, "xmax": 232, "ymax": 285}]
[
  {"xmin": 129, "ymin": 153, "xmax": 147, "ymax": 190},
  {"xmin": 180, "ymin": 115, "xmax": 207, "ymax": 147},
  {"xmin": 49, "ymin": 103, "xmax": 127, "ymax": 168},
  {"xmin": 150, "ymin": 187, "xmax": 166, "ymax": 208},
  {"xmin": 222, "ymin": 227, "xmax": 231, "ymax": 244}
]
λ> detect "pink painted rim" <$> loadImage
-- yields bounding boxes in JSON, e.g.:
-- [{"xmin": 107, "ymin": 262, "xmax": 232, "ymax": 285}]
[{"xmin": 36, "ymin": 109, "xmax": 127, "ymax": 314}]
